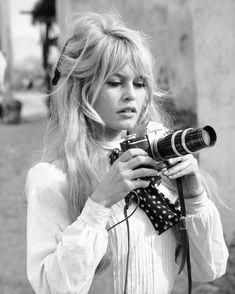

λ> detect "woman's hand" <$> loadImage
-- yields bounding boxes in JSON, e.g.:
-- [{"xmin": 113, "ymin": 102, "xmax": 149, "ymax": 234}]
[
  {"xmin": 90, "ymin": 148, "xmax": 159, "ymax": 207},
  {"xmin": 162, "ymin": 154, "xmax": 204, "ymax": 199}
]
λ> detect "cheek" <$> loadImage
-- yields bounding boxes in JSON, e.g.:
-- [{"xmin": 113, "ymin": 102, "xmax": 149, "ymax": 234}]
[
  {"xmin": 93, "ymin": 90, "xmax": 107, "ymax": 112},
  {"xmin": 100, "ymin": 90, "xmax": 118, "ymax": 110},
  {"xmin": 101, "ymin": 94, "xmax": 116, "ymax": 111},
  {"xmin": 94, "ymin": 97, "xmax": 116, "ymax": 119},
  {"xmin": 137, "ymin": 93, "xmax": 147, "ymax": 110}
]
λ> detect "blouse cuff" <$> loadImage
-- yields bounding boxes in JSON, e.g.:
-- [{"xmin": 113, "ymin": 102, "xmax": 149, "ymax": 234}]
[
  {"xmin": 184, "ymin": 191, "xmax": 209, "ymax": 215},
  {"xmin": 79, "ymin": 197, "xmax": 111, "ymax": 229}
]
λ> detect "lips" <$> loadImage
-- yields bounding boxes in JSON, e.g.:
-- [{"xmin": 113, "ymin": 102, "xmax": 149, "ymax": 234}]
[{"xmin": 117, "ymin": 107, "xmax": 137, "ymax": 114}]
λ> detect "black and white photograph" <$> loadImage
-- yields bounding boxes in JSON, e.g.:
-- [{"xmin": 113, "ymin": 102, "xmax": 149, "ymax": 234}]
[{"xmin": 0, "ymin": 1, "xmax": 234, "ymax": 293}]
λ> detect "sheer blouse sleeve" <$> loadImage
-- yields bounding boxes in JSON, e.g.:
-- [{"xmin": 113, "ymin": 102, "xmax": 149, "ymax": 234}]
[
  {"xmin": 184, "ymin": 192, "xmax": 229, "ymax": 282},
  {"xmin": 26, "ymin": 163, "xmax": 111, "ymax": 294},
  {"xmin": 159, "ymin": 183, "xmax": 228, "ymax": 282}
]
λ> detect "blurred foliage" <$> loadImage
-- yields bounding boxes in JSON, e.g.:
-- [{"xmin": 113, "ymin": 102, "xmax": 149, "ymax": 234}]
[
  {"xmin": 30, "ymin": 0, "xmax": 58, "ymax": 95},
  {"xmin": 32, "ymin": 0, "xmax": 55, "ymax": 23}
]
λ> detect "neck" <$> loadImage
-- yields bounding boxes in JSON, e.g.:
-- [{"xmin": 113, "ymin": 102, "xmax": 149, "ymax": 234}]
[
  {"xmin": 98, "ymin": 129, "xmax": 127, "ymax": 144},
  {"xmin": 92, "ymin": 123, "xmax": 127, "ymax": 143}
]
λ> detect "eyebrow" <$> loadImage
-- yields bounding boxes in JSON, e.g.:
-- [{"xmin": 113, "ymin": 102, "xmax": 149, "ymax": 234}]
[
  {"xmin": 110, "ymin": 73, "xmax": 144, "ymax": 80},
  {"xmin": 110, "ymin": 73, "xmax": 125, "ymax": 78}
]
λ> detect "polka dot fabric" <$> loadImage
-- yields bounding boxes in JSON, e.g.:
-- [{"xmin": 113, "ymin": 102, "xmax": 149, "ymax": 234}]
[
  {"xmin": 109, "ymin": 149, "xmax": 181, "ymax": 235},
  {"xmin": 132, "ymin": 183, "xmax": 181, "ymax": 234}
]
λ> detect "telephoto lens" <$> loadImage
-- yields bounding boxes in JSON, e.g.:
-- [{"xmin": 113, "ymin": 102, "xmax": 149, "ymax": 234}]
[{"xmin": 153, "ymin": 125, "xmax": 217, "ymax": 161}]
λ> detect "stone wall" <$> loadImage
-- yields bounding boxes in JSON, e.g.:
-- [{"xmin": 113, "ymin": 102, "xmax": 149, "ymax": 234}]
[{"xmin": 189, "ymin": 0, "xmax": 235, "ymax": 242}]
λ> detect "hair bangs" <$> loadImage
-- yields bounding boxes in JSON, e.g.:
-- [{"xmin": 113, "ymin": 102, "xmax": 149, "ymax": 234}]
[{"xmin": 103, "ymin": 37, "xmax": 153, "ymax": 84}]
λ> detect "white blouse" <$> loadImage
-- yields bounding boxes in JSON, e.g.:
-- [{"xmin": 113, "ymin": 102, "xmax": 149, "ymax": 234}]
[{"xmin": 26, "ymin": 162, "xmax": 228, "ymax": 294}]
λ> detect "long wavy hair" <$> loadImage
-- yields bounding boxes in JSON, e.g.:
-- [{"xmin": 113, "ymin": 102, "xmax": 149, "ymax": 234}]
[{"xmin": 43, "ymin": 12, "xmax": 166, "ymax": 271}]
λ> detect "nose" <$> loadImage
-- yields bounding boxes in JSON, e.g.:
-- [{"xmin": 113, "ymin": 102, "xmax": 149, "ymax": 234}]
[{"xmin": 121, "ymin": 82, "xmax": 135, "ymax": 102}]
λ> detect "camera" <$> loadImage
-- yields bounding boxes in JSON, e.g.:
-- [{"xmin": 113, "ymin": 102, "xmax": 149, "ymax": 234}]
[{"xmin": 120, "ymin": 125, "xmax": 217, "ymax": 162}]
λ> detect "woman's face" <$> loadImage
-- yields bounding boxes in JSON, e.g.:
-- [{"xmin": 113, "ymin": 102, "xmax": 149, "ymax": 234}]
[{"xmin": 93, "ymin": 64, "xmax": 147, "ymax": 139}]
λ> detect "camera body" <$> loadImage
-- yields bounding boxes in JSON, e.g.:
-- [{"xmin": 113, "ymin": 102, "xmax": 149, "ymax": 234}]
[
  {"xmin": 120, "ymin": 134, "xmax": 153, "ymax": 159},
  {"xmin": 120, "ymin": 132, "xmax": 162, "ymax": 182}
]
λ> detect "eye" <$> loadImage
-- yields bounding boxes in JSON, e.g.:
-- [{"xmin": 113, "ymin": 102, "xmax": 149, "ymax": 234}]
[
  {"xmin": 133, "ymin": 78, "xmax": 147, "ymax": 88},
  {"xmin": 106, "ymin": 80, "xmax": 122, "ymax": 87},
  {"xmin": 134, "ymin": 82, "xmax": 146, "ymax": 88}
]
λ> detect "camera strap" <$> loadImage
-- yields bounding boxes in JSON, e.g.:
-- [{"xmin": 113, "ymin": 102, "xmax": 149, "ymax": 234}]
[{"xmin": 176, "ymin": 177, "xmax": 192, "ymax": 294}]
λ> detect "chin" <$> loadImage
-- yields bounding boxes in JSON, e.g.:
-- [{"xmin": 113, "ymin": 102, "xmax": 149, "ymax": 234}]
[{"xmin": 117, "ymin": 120, "xmax": 137, "ymax": 131}]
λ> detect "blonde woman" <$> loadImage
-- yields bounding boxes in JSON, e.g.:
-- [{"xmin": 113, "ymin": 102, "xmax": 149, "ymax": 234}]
[{"xmin": 26, "ymin": 13, "xmax": 228, "ymax": 294}]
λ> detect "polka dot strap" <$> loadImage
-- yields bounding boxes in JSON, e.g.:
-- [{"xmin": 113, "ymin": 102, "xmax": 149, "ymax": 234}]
[{"xmin": 134, "ymin": 184, "xmax": 181, "ymax": 235}]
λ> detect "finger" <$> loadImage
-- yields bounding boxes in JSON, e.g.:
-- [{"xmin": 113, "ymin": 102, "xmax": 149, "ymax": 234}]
[
  {"xmin": 117, "ymin": 148, "xmax": 148, "ymax": 162},
  {"xmin": 166, "ymin": 157, "xmax": 199, "ymax": 179},
  {"xmin": 163, "ymin": 159, "xmax": 193, "ymax": 177},
  {"xmin": 167, "ymin": 165, "xmax": 194, "ymax": 179},
  {"xmin": 166, "ymin": 157, "xmax": 182, "ymax": 165},
  {"xmin": 167, "ymin": 154, "xmax": 192, "ymax": 166},
  {"xmin": 130, "ymin": 179, "xmax": 151, "ymax": 190},
  {"xmin": 131, "ymin": 167, "xmax": 159, "ymax": 180},
  {"xmin": 127, "ymin": 155, "xmax": 157, "ymax": 170}
]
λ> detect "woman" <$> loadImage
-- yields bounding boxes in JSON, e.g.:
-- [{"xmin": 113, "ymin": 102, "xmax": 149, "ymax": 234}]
[{"xmin": 26, "ymin": 13, "xmax": 228, "ymax": 294}]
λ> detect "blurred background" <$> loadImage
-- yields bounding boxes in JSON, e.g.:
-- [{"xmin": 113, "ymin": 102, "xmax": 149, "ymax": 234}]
[{"xmin": 0, "ymin": 0, "xmax": 234, "ymax": 293}]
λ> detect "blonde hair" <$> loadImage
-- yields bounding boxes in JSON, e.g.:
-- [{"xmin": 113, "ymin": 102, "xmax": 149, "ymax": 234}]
[{"xmin": 43, "ymin": 12, "xmax": 163, "ymax": 271}]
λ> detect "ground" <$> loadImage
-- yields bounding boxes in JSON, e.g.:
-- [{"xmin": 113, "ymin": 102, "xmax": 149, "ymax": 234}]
[{"xmin": 0, "ymin": 91, "xmax": 47, "ymax": 294}]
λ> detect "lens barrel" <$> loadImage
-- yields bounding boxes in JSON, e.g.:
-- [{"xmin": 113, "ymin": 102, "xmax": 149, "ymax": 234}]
[{"xmin": 154, "ymin": 125, "xmax": 217, "ymax": 161}]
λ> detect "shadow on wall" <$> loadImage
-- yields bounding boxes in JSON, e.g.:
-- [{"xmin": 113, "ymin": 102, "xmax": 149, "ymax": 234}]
[{"xmin": 157, "ymin": 95, "xmax": 197, "ymax": 131}]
